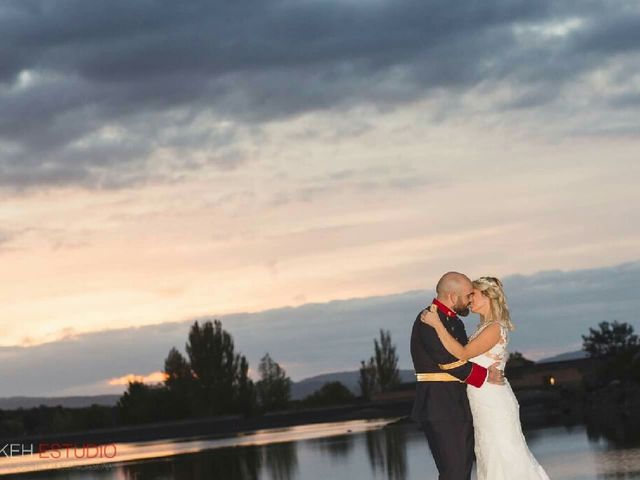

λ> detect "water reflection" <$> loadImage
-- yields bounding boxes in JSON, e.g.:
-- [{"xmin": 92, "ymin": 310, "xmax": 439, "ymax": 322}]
[
  {"xmin": 586, "ymin": 411, "xmax": 640, "ymax": 448},
  {"xmin": 119, "ymin": 442, "xmax": 298, "ymax": 480},
  {"xmin": 313, "ymin": 434, "xmax": 354, "ymax": 459},
  {"xmin": 365, "ymin": 424, "xmax": 407, "ymax": 480},
  {"xmin": 0, "ymin": 418, "xmax": 394, "ymax": 477},
  {"xmin": 5, "ymin": 419, "xmax": 640, "ymax": 480},
  {"xmin": 118, "ymin": 445, "xmax": 264, "ymax": 480},
  {"xmin": 263, "ymin": 443, "xmax": 298, "ymax": 480},
  {"xmin": 117, "ymin": 442, "xmax": 298, "ymax": 480}
]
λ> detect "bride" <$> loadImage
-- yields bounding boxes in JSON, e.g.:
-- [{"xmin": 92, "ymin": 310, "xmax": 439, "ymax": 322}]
[{"xmin": 421, "ymin": 276, "xmax": 550, "ymax": 480}]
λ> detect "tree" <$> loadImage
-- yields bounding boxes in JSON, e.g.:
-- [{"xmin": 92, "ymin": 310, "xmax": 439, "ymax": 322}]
[
  {"xmin": 117, "ymin": 381, "xmax": 173, "ymax": 424},
  {"xmin": 186, "ymin": 319, "xmax": 253, "ymax": 415},
  {"xmin": 163, "ymin": 347, "xmax": 195, "ymax": 417},
  {"xmin": 359, "ymin": 358, "xmax": 378, "ymax": 401},
  {"xmin": 504, "ymin": 351, "xmax": 535, "ymax": 380},
  {"xmin": 374, "ymin": 329, "xmax": 400, "ymax": 392},
  {"xmin": 582, "ymin": 321, "xmax": 639, "ymax": 358},
  {"xmin": 505, "ymin": 351, "xmax": 535, "ymax": 369},
  {"xmin": 256, "ymin": 353, "xmax": 291, "ymax": 412},
  {"xmin": 302, "ymin": 381, "xmax": 355, "ymax": 407},
  {"xmin": 236, "ymin": 355, "xmax": 257, "ymax": 416},
  {"xmin": 359, "ymin": 330, "xmax": 400, "ymax": 399},
  {"xmin": 164, "ymin": 347, "xmax": 193, "ymax": 388}
]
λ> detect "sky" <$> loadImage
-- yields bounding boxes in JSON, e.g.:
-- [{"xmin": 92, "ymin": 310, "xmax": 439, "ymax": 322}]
[{"xmin": 0, "ymin": 0, "xmax": 639, "ymax": 396}]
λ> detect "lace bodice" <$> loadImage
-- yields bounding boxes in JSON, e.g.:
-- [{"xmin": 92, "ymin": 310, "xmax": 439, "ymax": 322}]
[{"xmin": 468, "ymin": 321, "xmax": 509, "ymax": 370}]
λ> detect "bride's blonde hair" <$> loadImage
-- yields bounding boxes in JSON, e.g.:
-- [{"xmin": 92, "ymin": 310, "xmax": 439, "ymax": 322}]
[{"xmin": 472, "ymin": 276, "xmax": 514, "ymax": 331}]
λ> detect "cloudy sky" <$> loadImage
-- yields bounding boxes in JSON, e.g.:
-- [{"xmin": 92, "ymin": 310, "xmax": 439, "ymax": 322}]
[{"xmin": 0, "ymin": 1, "xmax": 639, "ymax": 396}]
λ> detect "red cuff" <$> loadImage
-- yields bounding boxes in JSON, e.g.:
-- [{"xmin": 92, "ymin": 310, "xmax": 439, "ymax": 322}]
[{"xmin": 464, "ymin": 363, "xmax": 487, "ymax": 388}]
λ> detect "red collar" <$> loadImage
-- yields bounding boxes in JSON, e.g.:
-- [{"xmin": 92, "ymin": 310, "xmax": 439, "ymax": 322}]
[{"xmin": 432, "ymin": 298, "xmax": 458, "ymax": 318}]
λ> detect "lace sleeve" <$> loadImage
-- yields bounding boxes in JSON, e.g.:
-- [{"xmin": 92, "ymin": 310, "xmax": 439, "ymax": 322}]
[{"xmin": 470, "ymin": 321, "xmax": 508, "ymax": 362}]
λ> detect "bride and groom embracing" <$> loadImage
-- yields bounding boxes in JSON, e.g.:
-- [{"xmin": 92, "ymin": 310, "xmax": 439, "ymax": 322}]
[{"xmin": 410, "ymin": 272, "xmax": 550, "ymax": 480}]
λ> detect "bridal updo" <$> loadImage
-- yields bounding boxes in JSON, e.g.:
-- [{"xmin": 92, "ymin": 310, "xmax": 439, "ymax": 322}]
[{"xmin": 472, "ymin": 276, "xmax": 514, "ymax": 331}]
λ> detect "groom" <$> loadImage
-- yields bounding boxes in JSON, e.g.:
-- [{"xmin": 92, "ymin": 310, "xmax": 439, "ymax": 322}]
[{"xmin": 410, "ymin": 271, "xmax": 504, "ymax": 480}]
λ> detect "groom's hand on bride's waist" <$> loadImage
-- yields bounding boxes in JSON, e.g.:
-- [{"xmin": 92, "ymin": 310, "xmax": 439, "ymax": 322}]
[{"xmin": 487, "ymin": 362, "xmax": 505, "ymax": 385}]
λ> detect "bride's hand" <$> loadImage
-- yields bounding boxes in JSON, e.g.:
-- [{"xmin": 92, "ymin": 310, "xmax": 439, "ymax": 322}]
[{"xmin": 420, "ymin": 305, "xmax": 443, "ymax": 328}]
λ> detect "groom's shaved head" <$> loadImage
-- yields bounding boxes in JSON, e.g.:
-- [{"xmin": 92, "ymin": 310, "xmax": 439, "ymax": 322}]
[{"xmin": 436, "ymin": 271, "xmax": 472, "ymax": 296}]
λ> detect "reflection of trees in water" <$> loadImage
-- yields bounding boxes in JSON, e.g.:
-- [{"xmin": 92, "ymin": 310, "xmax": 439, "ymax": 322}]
[
  {"xmin": 365, "ymin": 425, "xmax": 407, "ymax": 480},
  {"xmin": 120, "ymin": 442, "xmax": 298, "ymax": 480},
  {"xmin": 313, "ymin": 434, "xmax": 354, "ymax": 459},
  {"xmin": 522, "ymin": 426, "xmax": 547, "ymax": 445},
  {"xmin": 122, "ymin": 445, "xmax": 263, "ymax": 480},
  {"xmin": 124, "ymin": 442, "xmax": 298, "ymax": 480},
  {"xmin": 586, "ymin": 411, "xmax": 640, "ymax": 447},
  {"xmin": 262, "ymin": 442, "xmax": 298, "ymax": 480},
  {"xmin": 10, "ymin": 464, "xmax": 122, "ymax": 480}
]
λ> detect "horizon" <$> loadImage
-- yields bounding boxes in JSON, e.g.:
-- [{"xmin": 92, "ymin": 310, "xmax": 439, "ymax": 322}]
[
  {"xmin": 0, "ymin": 346, "xmax": 591, "ymax": 403},
  {"xmin": 0, "ymin": 260, "xmax": 637, "ymax": 397}
]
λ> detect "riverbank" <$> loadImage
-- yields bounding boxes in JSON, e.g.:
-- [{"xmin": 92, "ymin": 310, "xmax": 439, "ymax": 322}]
[
  {"xmin": 584, "ymin": 381, "xmax": 640, "ymax": 445},
  {"xmin": 0, "ymin": 390, "xmax": 582, "ymax": 451},
  {"xmin": 2, "ymin": 400, "xmax": 412, "ymax": 452},
  {"xmin": 2, "ymin": 382, "xmax": 594, "ymax": 453}
]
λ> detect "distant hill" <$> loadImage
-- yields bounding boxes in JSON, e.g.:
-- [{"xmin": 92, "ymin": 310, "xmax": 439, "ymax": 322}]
[
  {"xmin": 3, "ymin": 373, "xmax": 403, "ymax": 408},
  {"xmin": 0, "ymin": 395, "xmax": 120, "ymax": 410},
  {"xmin": 1, "ymin": 377, "xmax": 402, "ymax": 408},
  {"xmin": 291, "ymin": 369, "xmax": 415, "ymax": 400},
  {"xmin": 538, "ymin": 350, "xmax": 589, "ymax": 363}
]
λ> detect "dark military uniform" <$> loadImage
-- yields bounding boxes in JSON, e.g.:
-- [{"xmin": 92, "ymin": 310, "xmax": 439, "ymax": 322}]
[{"xmin": 410, "ymin": 299, "xmax": 488, "ymax": 480}]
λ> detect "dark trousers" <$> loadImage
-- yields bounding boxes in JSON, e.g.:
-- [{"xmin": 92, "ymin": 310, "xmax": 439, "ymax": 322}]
[{"xmin": 421, "ymin": 421, "xmax": 474, "ymax": 480}]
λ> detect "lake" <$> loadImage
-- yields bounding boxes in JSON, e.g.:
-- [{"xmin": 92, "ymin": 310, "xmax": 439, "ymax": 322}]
[{"xmin": 2, "ymin": 418, "xmax": 639, "ymax": 479}]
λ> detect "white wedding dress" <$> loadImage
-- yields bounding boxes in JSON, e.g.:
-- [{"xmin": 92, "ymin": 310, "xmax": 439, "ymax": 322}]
[{"xmin": 467, "ymin": 322, "xmax": 550, "ymax": 480}]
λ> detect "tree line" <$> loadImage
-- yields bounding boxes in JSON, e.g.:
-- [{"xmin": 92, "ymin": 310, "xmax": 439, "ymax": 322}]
[
  {"xmin": 118, "ymin": 320, "xmax": 402, "ymax": 423},
  {"xmin": 0, "ymin": 319, "xmax": 400, "ymax": 437},
  {"xmin": 0, "ymin": 319, "xmax": 637, "ymax": 437},
  {"xmin": 581, "ymin": 320, "xmax": 640, "ymax": 383}
]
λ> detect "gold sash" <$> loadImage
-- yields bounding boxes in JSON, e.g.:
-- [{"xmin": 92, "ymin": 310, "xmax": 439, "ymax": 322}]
[
  {"xmin": 438, "ymin": 359, "xmax": 467, "ymax": 370},
  {"xmin": 415, "ymin": 372, "xmax": 462, "ymax": 383}
]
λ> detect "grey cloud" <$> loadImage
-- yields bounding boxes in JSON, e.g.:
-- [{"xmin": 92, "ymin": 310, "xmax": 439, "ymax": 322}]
[
  {"xmin": 1, "ymin": 0, "xmax": 639, "ymax": 189},
  {"xmin": 569, "ymin": 10, "xmax": 640, "ymax": 55},
  {"xmin": 1, "ymin": 260, "xmax": 638, "ymax": 396},
  {"xmin": 608, "ymin": 91, "xmax": 640, "ymax": 110}
]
